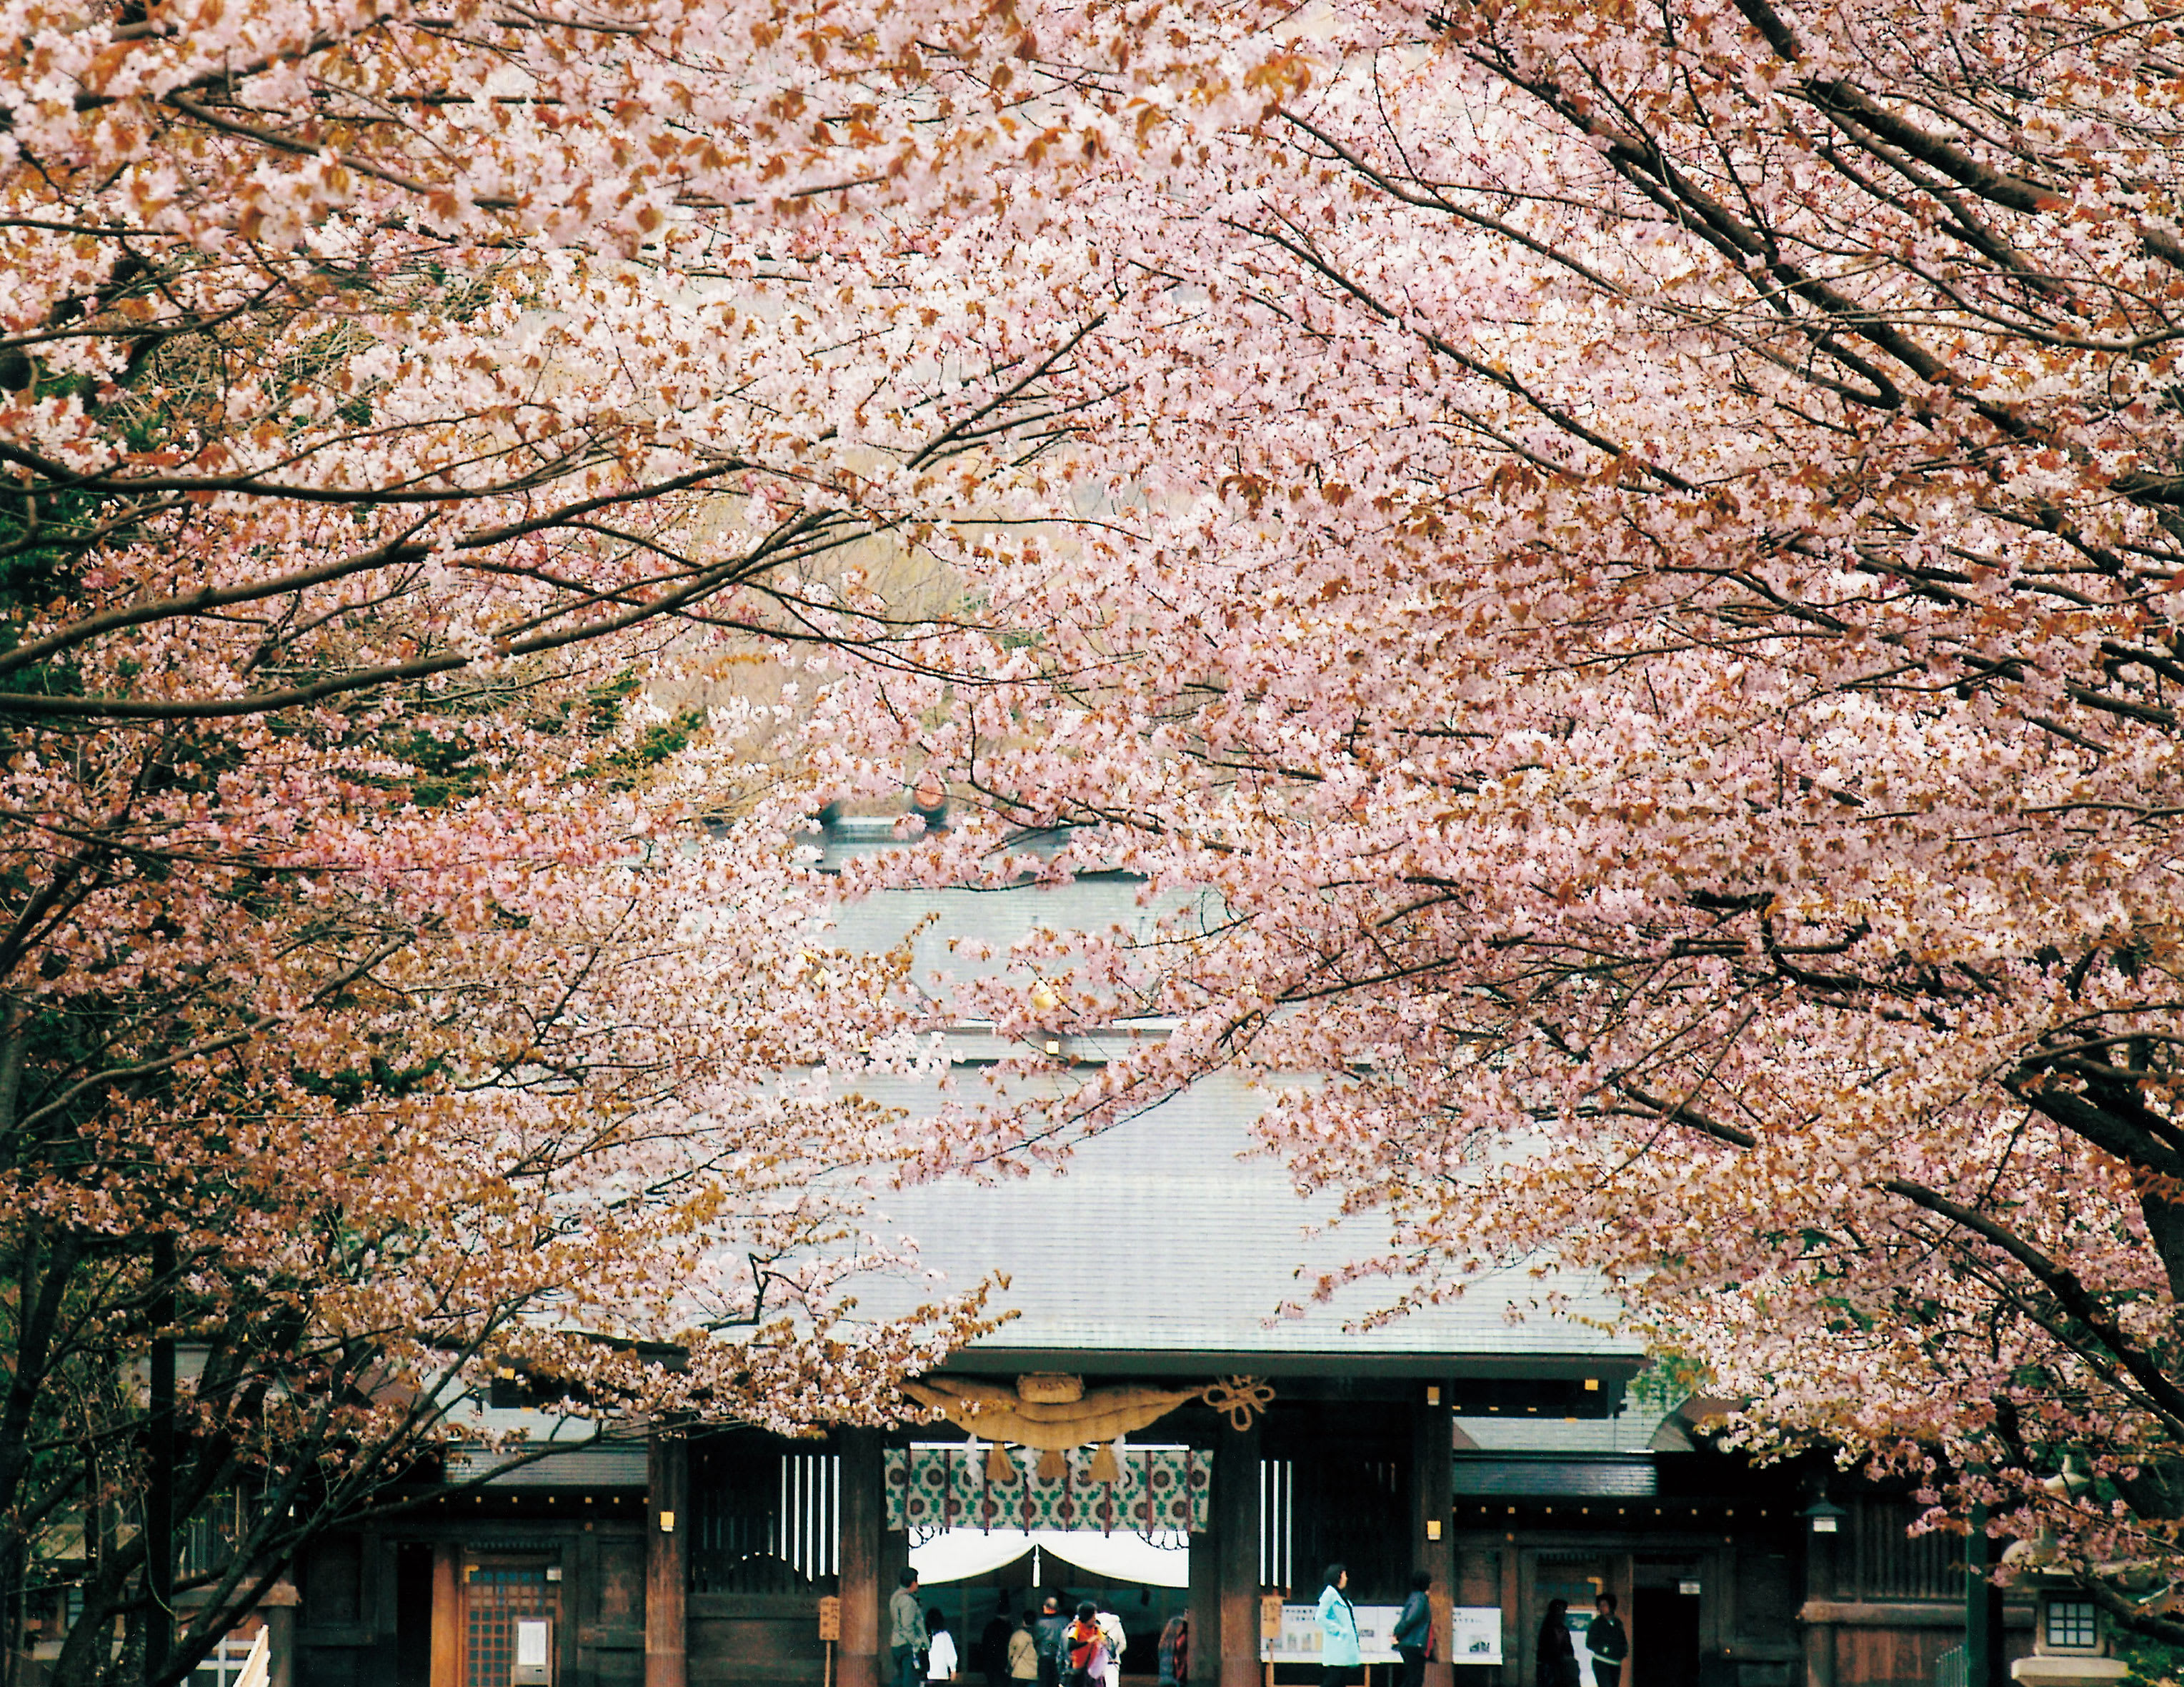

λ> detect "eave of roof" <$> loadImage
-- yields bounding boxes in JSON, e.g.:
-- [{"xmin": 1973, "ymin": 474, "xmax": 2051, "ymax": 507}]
[{"xmin": 931, "ymin": 1346, "xmax": 1645, "ymax": 1382}]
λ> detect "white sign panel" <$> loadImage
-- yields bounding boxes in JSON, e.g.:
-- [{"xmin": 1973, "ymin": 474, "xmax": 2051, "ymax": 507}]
[
  {"xmin": 1262, "ymin": 1605, "xmax": 1405, "ymax": 1666},
  {"xmin": 1449, "ymin": 1607, "xmax": 1504, "ymax": 1666},
  {"xmin": 515, "ymin": 1618, "xmax": 551, "ymax": 1668}
]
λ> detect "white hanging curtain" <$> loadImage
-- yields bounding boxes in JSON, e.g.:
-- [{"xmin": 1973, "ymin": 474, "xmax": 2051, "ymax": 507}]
[
  {"xmin": 1037, "ymin": 1529, "xmax": 1190, "ymax": 1588},
  {"xmin": 909, "ymin": 1529, "xmax": 1039, "ymax": 1584},
  {"xmin": 909, "ymin": 1528, "xmax": 1190, "ymax": 1588}
]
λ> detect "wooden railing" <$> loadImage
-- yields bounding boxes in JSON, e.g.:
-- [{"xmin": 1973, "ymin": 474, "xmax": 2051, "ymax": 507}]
[
  {"xmin": 191, "ymin": 1627, "xmax": 270, "ymax": 1687},
  {"xmin": 234, "ymin": 1627, "xmax": 271, "ymax": 1687}
]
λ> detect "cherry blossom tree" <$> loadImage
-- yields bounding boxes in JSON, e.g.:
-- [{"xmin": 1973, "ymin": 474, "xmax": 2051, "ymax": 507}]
[
  {"xmin": 814, "ymin": 0, "xmax": 2184, "ymax": 1626},
  {"xmin": 0, "ymin": 0, "xmax": 1307, "ymax": 1678},
  {"xmin": 4, "ymin": 735, "xmax": 994, "ymax": 1687},
  {"xmin": 34, "ymin": 0, "xmax": 2184, "ymax": 1658}
]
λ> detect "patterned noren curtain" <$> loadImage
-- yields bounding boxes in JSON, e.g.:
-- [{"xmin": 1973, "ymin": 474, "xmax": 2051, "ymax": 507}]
[{"xmin": 885, "ymin": 1444, "xmax": 1211, "ymax": 1535}]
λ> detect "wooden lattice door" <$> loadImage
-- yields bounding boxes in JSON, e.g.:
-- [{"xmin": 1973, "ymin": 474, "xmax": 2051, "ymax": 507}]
[{"xmin": 463, "ymin": 1560, "xmax": 558, "ymax": 1687}]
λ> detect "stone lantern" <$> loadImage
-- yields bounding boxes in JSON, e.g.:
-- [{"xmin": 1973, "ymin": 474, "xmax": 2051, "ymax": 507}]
[{"xmin": 2006, "ymin": 1576, "xmax": 2126, "ymax": 1687}]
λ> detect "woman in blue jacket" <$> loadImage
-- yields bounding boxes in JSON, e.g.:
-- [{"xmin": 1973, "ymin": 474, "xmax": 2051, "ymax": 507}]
[{"xmin": 1317, "ymin": 1564, "xmax": 1362, "ymax": 1687}]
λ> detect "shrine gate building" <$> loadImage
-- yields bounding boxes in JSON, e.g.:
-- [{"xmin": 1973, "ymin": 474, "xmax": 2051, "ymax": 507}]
[{"xmin": 274, "ymin": 826, "xmax": 2019, "ymax": 1687}]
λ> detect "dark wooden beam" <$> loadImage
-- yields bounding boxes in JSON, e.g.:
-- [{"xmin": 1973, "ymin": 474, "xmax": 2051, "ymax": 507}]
[
  {"xmin": 1190, "ymin": 1496, "xmax": 1220, "ymax": 1687},
  {"xmin": 1215, "ymin": 1413, "xmax": 1262, "ymax": 1687},
  {"xmin": 429, "ymin": 1546, "xmax": 459, "ymax": 1687},
  {"xmin": 1412, "ymin": 1388, "xmax": 1455, "ymax": 1687},
  {"xmin": 646, "ymin": 1430, "xmax": 689, "ymax": 1687},
  {"xmin": 839, "ymin": 1429, "xmax": 884, "ymax": 1687}
]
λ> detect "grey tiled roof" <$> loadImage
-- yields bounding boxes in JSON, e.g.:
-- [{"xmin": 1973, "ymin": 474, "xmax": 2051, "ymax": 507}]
[
  {"xmin": 1451, "ymin": 1455, "xmax": 1657, "ymax": 1498},
  {"xmin": 1455, "ymin": 1408, "xmax": 1675, "ymax": 1453},
  {"xmin": 848, "ymin": 1068, "xmax": 1641, "ymax": 1378},
  {"xmin": 449, "ymin": 1445, "xmax": 649, "ymax": 1488},
  {"xmin": 817, "ymin": 873, "xmax": 1207, "ymax": 1000},
  {"xmin": 809, "ymin": 858, "xmax": 1642, "ymax": 1379}
]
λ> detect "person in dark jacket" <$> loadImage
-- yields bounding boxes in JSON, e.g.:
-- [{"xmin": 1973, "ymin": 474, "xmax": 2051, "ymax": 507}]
[
  {"xmin": 1536, "ymin": 1601, "xmax": 1580, "ymax": 1687},
  {"xmin": 1394, "ymin": 1572, "xmax": 1433, "ymax": 1687},
  {"xmin": 890, "ymin": 1570, "xmax": 926, "ymax": 1687},
  {"xmin": 1585, "ymin": 1595, "xmax": 1629, "ymax": 1687},
  {"xmin": 1035, "ymin": 1596, "xmax": 1069, "ymax": 1687},
  {"xmin": 982, "ymin": 1595, "xmax": 1017, "ymax": 1687}
]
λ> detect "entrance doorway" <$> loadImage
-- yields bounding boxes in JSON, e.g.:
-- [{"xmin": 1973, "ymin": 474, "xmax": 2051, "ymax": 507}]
[
  {"xmin": 462, "ymin": 1558, "xmax": 559, "ymax": 1687},
  {"xmin": 908, "ymin": 1531, "xmax": 1189, "ymax": 1684},
  {"xmin": 1524, "ymin": 1550, "xmax": 1627, "ymax": 1687},
  {"xmin": 393, "ymin": 1543, "xmax": 433, "ymax": 1687},
  {"xmin": 1631, "ymin": 1588, "xmax": 1700, "ymax": 1687}
]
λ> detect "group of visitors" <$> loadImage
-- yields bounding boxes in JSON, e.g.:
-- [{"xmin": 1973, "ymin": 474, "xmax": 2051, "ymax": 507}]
[
  {"xmin": 887, "ymin": 1572, "xmax": 1191, "ymax": 1687},
  {"xmin": 1314, "ymin": 1563, "xmax": 1435, "ymax": 1687},
  {"xmin": 1535, "ymin": 1594, "xmax": 1630, "ymax": 1687},
  {"xmin": 1315, "ymin": 1563, "xmax": 1630, "ymax": 1687},
  {"xmin": 895, "ymin": 1560, "xmax": 1622, "ymax": 1687}
]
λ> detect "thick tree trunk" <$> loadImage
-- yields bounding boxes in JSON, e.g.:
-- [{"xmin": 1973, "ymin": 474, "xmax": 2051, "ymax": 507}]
[
  {"xmin": 145, "ymin": 1237, "xmax": 176, "ymax": 1687},
  {"xmin": 0, "ymin": 1525, "xmax": 24, "ymax": 1687},
  {"xmin": 2140, "ymin": 1191, "xmax": 2184, "ymax": 1305}
]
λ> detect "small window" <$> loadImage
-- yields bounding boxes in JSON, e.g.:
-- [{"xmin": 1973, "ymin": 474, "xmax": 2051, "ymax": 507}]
[
  {"xmin": 299, "ymin": 1533, "xmax": 364, "ymax": 1626},
  {"xmin": 2045, "ymin": 1600, "xmax": 2098, "ymax": 1651}
]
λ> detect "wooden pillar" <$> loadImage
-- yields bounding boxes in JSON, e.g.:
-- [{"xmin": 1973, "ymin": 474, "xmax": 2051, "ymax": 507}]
[
  {"xmin": 1965, "ymin": 1506, "xmax": 2003, "ymax": 1687},
  {"xmin": 880, "ymin": 1522, "xmax": 910, "ymax": 1615},
  {"xmin": 429, "ymin": 1546, "xmax": 460, "ymax": 1687},
  {"xmin": 1800, "ymin": 1506, "xmax": 1838, "ymax": 1687},
  {"xmin": 839, "ymin": 1429, "xmax": 885, "ymax": 1687},
  {"xmin": 1412, "ymin": 1390, "xmax": 1456, "ymax": 1687},
  {"xmin": 1498, "ymin": 1546, "xmax": 1520, "ymax": 1687},
  {"xmin": 1215, "ymin": 1414, "xmax": 1262, "ymax": 1687},
  {"xmin": 1800, "ymin": 1617, "xmax": 1834, "ymax": 1687},
  {"xmin": 647, "ymin": 1430, "xmax": 689, "ymax": 1687},
  {"xmin": 1702, "ymin": 1545, "xmax": 1732, "ymax": 1658},
  {"xmin": 261, "ymin": 1578, "xmax": 300, "ymax": 1687},
  {"xmin": 572, "ymin": 1526, "xmax": 602, "ymax": 1687},
  {"xmin": 1190, "ymin": 1479, "xmax": 1220, "ymax": 1687}
]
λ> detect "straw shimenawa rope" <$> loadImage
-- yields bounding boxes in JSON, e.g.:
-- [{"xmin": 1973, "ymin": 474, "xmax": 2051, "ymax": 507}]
[{"xmin": 900, "ymin": 1374, "xmax": 1272, "ymax": 1450}]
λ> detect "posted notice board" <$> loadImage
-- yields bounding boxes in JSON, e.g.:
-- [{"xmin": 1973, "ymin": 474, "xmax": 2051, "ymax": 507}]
[{"xmin": 1259, "ymin": 1604, "xmax": 1503, "ymax": 1668}]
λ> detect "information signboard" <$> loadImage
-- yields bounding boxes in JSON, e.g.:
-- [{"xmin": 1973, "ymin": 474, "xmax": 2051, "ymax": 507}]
[
  {"xmin": 1447, "ymin": 1607, "xmax": 1503, "ymax": 1666},
  {"xmin": 1260, "ymin": 1602, "xmax": 1504, "ymax": 1668},
  {"xmin": 512, "ymin": 1617, "xmax": 553, "ymax": 1686},
  {"xmin": 1261, "ymin": 1605, "xmax": 1403, "ymax": 1666}
]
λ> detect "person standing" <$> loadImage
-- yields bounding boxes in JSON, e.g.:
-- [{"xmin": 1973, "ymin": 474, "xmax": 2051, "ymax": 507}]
[
  {"xmin": 1009, "ymin": 1614, "xmax": 1044, "ymax": 1687},
  {"xmin": 1062, "ymin": 1603, "xmax": 1107, "ymax": 1687},
  {"xmin": 1094, "ymin": 1602, "xmax": 1127, "ymax": 1687},
  {"xmin": 1394, "ymin": 1572, "xmax": 1434, "ymax": 1687},
  {"xmin": 1585, "ymin": 1596, "xmax": 1629, "ymax": 1687},
  {"xmin": 928, "ymin": 1608, "xmax": 961, "ymax": 1684},
  {"xmin": 890, "ymin": 1570, "xmax": 926, "ymax": 1687},
  {"xmin": 983, "ymin": 1596, "xmax": 1017, "ymax": 1687},
  {"xmin": 1317, "ymin": 1564, "xmax": 1362, "ymax": 1687},
  {"xmin": 1036, "ymin": 1596, "xmax": 1069, "ymax": 1687},
  {"xmin": 1536, "ymin": 1601, "xmax": 1580, "ymax": 1687},
  {"xmin": 1157, "ymin": 1613, "xmax": 1190, "ymax": 1687}
]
